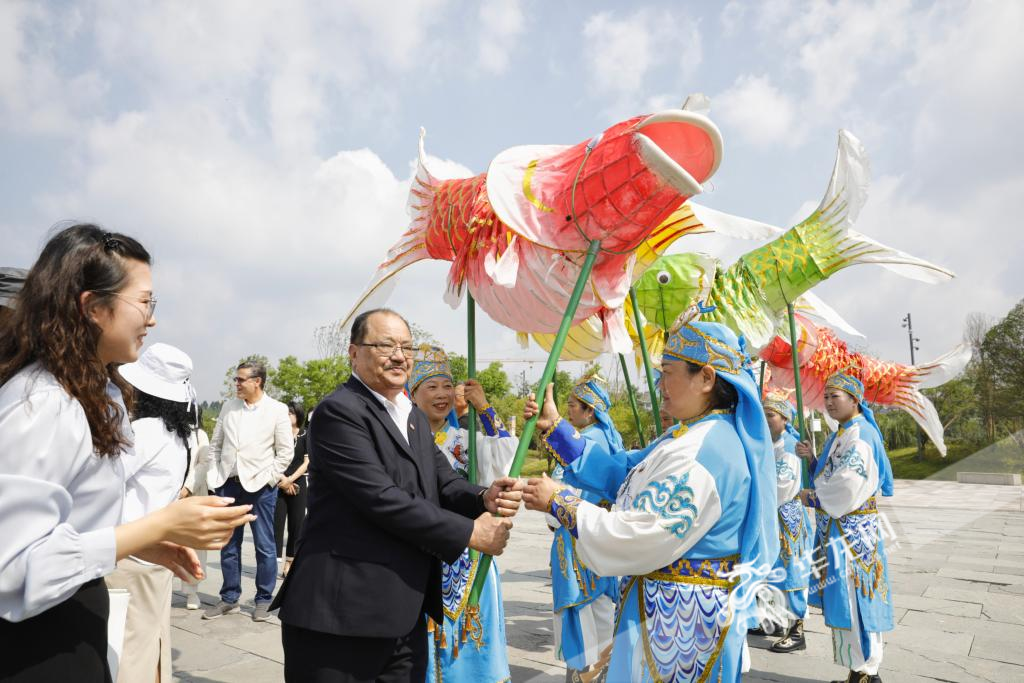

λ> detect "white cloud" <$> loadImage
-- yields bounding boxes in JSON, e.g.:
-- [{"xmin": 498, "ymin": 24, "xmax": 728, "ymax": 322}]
[
  {"xmin": 905, "ymin": 1, "xmax": 1024, "ymax": 186},
  {"xmin": 477, "ymin": 0, "xmax": 525, "ymax": 75},
  {"xmin": 582, "ymin": 9, "xmax": 702, "ymax": 108},
  {"xmin": 719, "ymin": 1, "xmax": 747, "ymax": 36},
  {"xmin": 713, "ymin": 74, "xmax": 799, "ymax": 148}
]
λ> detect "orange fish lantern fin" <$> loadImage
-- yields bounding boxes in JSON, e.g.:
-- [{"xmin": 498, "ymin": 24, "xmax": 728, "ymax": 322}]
[
  {"xmin": 914, "ymin": 344, "xmax": 972, "ymax": 389},
  {"xmin": 482, "ymin": 233, "xmax": 520, "ymax": 288},
  {"xmin": 340, "ymin": 129, "xmax": 456, "ymax": 329}
]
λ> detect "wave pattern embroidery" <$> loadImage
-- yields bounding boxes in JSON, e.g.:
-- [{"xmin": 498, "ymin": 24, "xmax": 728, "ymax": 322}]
[
  {"xmin": 441, "ymin": 548, "xmax": 474, "ymax": 619},
  {"xmin": 779, "ymin": 499, "xmax": 805, "ymax": 538},
  {"xmin": 839, "ymin": 513, "xmax": 879, "ymax": 561},
  {"xmin": 633, "ymin": 473, "xmax": 699, "ymax": 539},
  {"xmin": 822, "ymin": 444, "xmax": 867, "ymax": 481},
  {"xmin": 640, "ymin": 579, "xmax": 729, "ymax": 682},
  {"xmin": 776, "ymin": 457, "xmax": 798, "ymax": 483}
]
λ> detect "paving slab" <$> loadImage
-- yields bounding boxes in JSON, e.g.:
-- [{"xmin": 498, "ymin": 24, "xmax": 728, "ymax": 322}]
[{"xmin": 170, "ymin": 479, "xmax": 1024, "ymax": 681}]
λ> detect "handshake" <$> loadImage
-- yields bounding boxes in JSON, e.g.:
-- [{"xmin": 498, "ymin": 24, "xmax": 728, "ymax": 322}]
[{"xmin": 468, "ymin": 476, "xmax": 525, "ymax": 556}]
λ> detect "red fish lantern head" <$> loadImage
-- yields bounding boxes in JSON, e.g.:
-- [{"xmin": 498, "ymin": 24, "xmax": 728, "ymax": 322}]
[{"xmin": 486, "ymin": 108, "xmax": 723, "ymax": 254}]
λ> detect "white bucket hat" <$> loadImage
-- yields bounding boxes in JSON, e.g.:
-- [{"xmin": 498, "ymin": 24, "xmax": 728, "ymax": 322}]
[{"xmin": 120, "ymin": 342, "xmax": 195, "ymax": 404}]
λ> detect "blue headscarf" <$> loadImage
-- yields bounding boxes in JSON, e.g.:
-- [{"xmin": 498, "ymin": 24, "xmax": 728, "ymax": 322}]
[
  {"xmin": 408, "ymin": 346, "xmax": 460, "ymax": 430},
  {"xmin": 763, "ymin": 393, "xmax": 801, "ymax": 440},
  {"xmin": 819, "ymin": 371, "xmax": 894, "ymax": 496},
  {"xmin": 572, "ymin": 374, "xmax": 625, "ymax": 452},
  {"xmin": 662, "ymin": 321, "xmax": 779, "ymax": 629}
]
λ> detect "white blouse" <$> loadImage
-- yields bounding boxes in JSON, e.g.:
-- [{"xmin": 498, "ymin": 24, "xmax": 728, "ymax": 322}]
[
  {"xmin": 0, "ymin": 363, "xmax": 129, "ymax": 622},
  {"xmin": 122, "ymin": 417, "xmax": 189, "ymax": 524},
  {"xmin": 575, "ymin": 420, "xmax": 722, "ymax": 578},
  {"xmin": 774, "ymin": 436, "xmax": 802, "ymax": 507},
  {"xmin": 813, "ymin": 422, "xmax": 880, "ymax": 518}
]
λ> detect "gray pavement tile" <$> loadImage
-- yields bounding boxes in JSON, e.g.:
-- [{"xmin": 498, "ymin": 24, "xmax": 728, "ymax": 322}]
[
  {"xmin": 969, "ymin": 634, "xmax": 1024, "ymax": 667},
  {"xmin": 897, "ymin": 593, "xmax": 984, "ymax": 618},
  {"xmin": 170, "ymin": 480, "xmax": 1024, "ymax": 682},
  {"xmin": 886, "ymin": 622, "xmax": 973, "ymax": 658}
]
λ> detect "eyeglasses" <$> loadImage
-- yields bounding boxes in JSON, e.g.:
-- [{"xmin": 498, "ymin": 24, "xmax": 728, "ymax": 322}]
[
  {"xmin": 92, "ymin": 291, "xmax": 157, "ymax": 321},
  {"xmin": 356, "ymin": 342, "xmax": 418, "ymax": 359},
  {"xmin": 233, "ymin": 376, "xmax": 258, "ymax": 384}
]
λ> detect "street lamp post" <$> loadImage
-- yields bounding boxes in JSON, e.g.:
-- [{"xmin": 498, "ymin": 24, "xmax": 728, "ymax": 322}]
[{"xmin": 901, "ymin": 313, "xmax": 925, "ymax": 460}]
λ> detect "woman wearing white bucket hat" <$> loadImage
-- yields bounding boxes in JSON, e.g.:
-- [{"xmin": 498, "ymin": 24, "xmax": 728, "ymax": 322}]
[{"xmin": 107, "ymin": 342, "xmax": 201, "ymax": 683}]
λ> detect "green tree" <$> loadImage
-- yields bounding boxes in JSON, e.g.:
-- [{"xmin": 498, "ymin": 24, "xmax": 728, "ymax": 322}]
[
  {"xmin": 269, "ymin": 355, "xmax": 351, "ymax": 410},
  {"xmin": 477, "ymin": 362, "xmax": 511, "ymax": 401},
  {"xmin": 983, "ymin": 299, "xmax": 1024, "ymax": 430},
  {"xmin": 222, "ymin": 354, "xmax": 271, "ymax": 399},
  {"xmin": 552, "ymin": 369, "xmax": 573, "ymax": 405},
  {"xmin": 448, "ymin": 354, "xmax": 468, "ymax": 384}
]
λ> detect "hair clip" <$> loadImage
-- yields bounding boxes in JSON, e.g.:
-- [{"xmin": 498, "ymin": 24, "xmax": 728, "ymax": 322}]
[{"xmin": 101, "ymin": 232, "xmax": 122, "ymax": 252}]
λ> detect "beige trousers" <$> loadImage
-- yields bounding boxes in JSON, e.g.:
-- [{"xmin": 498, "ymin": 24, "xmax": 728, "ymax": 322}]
[{"xmin": 105, "ymin": 559, "xmax": 173, "ymax": 683}]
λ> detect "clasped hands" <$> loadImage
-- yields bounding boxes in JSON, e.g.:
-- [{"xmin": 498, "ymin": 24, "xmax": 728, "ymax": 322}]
[{"xmin": 469, "ymin": 476, "xmax": 526, "ymax": 556}]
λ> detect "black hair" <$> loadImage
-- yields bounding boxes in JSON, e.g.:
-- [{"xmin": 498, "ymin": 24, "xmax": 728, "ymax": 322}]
[
  {"xmin": 287, "ymin": 399, "xmax": 307, "ymax": 430},
  {"xmin": 685, "ymin": 361, "xmax": 738, "ymax": 411},
  {"xmin": 237, "ymin": 360, "xmax": 267, "ymax": 390},
  {"xmin": 0, "ymin": 223, "xmax": 151, "ymax": 457},
  {"xmin": 132, "ymin": 389, "xmax": 196, "ymax": 445},
  {"xmin": 349, "ymin": 308, "xmax": 409, "ymax": 345}
]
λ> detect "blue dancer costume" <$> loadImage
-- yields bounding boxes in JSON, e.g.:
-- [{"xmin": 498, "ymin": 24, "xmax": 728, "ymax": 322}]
[
  {"xmin": 761, "ymin": 393, "xmax": 814, "ymax": 652},
  {"xmin": 547, "ymin": 375, "xmax": 622, "ymax": 674},
  {"xmin": 542, "ymin": 322, "xmax": 778, "ymax": 682},
  {"xmin": 410, "ymin": 348, "xmax": 516, "ymax": 683},
  {"xmin": 805, "ymin": 372, "xmax": 894, "ymax": 679}
]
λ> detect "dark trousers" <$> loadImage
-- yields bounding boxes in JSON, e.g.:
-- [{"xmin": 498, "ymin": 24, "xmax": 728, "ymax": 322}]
[
  {"xmin": 274, "ymin": 475, "xmax": 308, "ymax": 558},
  {"xmin": 216, "ymin": 479, "xmax": 278, "ymax": 604},
  {"xmin": 281, "ymin": 617, "xmax": 427, "ymax": 683},
  {"xmin": 0, "ymin": 578, "xmax": 111, "ymax": 682}
]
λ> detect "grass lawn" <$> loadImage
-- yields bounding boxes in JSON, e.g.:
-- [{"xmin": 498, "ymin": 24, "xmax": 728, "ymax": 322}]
[
  {"xmin": 889, "ymin": 436, "xmax": 1024, "ymax": 480},
  {"xmin": 518, "ymin": 449, "xmax": 554, "ymax": 478}
]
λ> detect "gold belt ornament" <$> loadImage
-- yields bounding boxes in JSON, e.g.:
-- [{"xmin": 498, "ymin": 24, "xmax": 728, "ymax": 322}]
[{"xmin": 645, "ymin": 555, "xmax": 740, "ymax": 589}]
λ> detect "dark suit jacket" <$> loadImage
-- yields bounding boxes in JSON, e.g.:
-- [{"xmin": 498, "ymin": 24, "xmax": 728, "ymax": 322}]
[{"xmin": 271, "ymin": 376, "xmax": 486, "ymax": 638}]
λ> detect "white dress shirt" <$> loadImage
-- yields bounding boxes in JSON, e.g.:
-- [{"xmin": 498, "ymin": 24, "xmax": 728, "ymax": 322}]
[
  {"xmin": 207, "ymin": 393, "xmax": 293, "ymax": 492},
  {"xmin": 0, "ymin": 363, "xmax": 128, "ymax": 622},
  {"xmin": 352, "ymin": 371, "xmax": 412, "ymax": 443},
  {"xmin": 121, "ymin": 417, "xmax": 189, "ymax": 524}
]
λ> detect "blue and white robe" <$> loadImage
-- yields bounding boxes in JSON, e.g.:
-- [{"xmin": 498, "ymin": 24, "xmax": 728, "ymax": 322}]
[
  {"xmin": 547, "ymin": 425, "xmax": 620, "ymax": 671},
  {"xmin": 808, "ymin": 415, "xmax": 894, "ymax": 676},
  {"xmin": 770, "ymin": 432, "xmax": 813, "ymax": 622},
  {"xmin": 545, "ymin": 411, "xmax": 753, "ymax": 683},
  {"xmin": 426, "ymin": 407, "xmax": 516, "ymax": 683}
]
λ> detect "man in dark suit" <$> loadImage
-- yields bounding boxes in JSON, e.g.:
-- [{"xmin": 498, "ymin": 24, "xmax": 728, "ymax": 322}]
[{"xmin": 272, "ymin": 308, "xmax": 521, "ymax": 682}]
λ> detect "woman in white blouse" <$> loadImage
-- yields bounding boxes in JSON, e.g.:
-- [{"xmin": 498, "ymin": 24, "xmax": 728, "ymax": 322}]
[
  {"xmin": 108, "ymin": 342, "xmax": 200, "ymax": 682},
  {"xmin": 0, "ymin": 224, "xmax": 255, "ymax": 682}
]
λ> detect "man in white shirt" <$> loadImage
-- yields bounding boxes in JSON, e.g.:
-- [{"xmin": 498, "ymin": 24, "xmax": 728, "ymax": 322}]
[{"xmin": 204, "ymin": 360, "xmax": 293, "ymax": 622}]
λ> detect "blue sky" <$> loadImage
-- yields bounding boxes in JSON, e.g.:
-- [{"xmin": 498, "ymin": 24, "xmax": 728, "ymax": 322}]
[{"xmin": 2, "ymin": 1, "xmax": 1021, "ymax": 399}]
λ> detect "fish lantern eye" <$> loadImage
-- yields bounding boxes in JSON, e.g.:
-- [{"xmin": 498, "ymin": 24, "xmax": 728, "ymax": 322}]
[{"xmin": 657, "ymin": 271, "xmax": 671, "ymax": 285}]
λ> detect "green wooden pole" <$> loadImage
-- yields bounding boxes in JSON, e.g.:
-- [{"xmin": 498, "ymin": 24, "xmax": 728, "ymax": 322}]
[
  {"xmin": 629, "ymin": 287, "xmax": 663, "ymax": 434},
  {"xmin": 758, "ymin": 360, "xmax": 766, "ymax": 396},
  {"xmin": 787, "ymin": 303, "xmax": 810, "ymax": 488},
  {"xmin": 467, "ymin": 294, "xmax": 478, "ymax": 486},
  {"xmin": 618, "ymin": 353, "xmax": 646, "ymax": 448},
  {"xmin": 468, "ymin": 239, "xmax": 602, "ymax": 607}
]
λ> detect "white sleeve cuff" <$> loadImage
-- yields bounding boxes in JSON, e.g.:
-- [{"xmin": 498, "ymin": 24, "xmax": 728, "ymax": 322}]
[{"xmin": 79, "ymin": 526, "xmax": 117, "ymax": 581}]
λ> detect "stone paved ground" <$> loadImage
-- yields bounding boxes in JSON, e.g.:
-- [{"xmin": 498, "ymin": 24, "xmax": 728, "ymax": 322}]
[{"xmin": 170, "ymin": 480, "xmax": 1024, "ymax": 682}]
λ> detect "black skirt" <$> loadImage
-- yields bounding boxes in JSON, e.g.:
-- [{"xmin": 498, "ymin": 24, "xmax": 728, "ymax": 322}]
[{"xmin": 0, "ymin": 578, "xmax": 111, "ymax": 683}]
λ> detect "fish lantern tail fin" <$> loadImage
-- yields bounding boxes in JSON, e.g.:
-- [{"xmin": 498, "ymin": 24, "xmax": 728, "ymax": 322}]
[
  {"xmin": 339, "ymin": 129, "xmax": 447, "ymax": 330},
  {"xmin": 870, "ymin": 344, "xmax": 971, "ymax": 458},
  {"xmin": 711, "ymin": 131, "xmax": 955, "ymax": 317}
]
